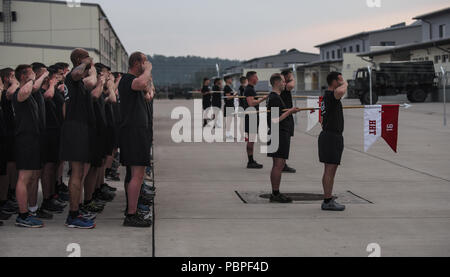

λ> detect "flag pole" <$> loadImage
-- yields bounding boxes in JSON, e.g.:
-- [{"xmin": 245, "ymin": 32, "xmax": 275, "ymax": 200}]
[{"xmin": 234, "ymin": 103, "xmax": 411, "ymax": 115}]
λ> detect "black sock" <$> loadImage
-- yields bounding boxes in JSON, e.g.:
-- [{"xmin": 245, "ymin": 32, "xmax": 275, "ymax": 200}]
[
  {"xmin": 69, "ymin": 210, "xmax": 79, "ymax": 219},
  {"xmin": 324, "ymin": 198, "xmax": 332, "ymax": 204},
  {"xmin": 248, "ymin": 155, "xmax": 255, "ymax": 163},
  {"xmin": 19, "ymin": 213, "xmax": 28, "ymax": 220},
  {"xmin": 272, "ymin": 190, "xmax": 280, "ymax": 196},
  {"xmin": 105, "ymin": 168, "xmax": 111, "ymax": 175}
]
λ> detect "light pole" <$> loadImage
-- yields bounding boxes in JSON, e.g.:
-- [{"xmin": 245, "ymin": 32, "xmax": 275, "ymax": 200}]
[
  {"xmin": 368, "ymin": 66, "xmax": 373, "ymax": 105},
  {"xmin": 441, "ymin": 66, "xmax": 447, "ymax": 127}
]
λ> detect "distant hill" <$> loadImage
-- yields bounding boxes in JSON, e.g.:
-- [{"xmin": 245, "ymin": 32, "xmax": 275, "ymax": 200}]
[{"xmin": 147, "ymin": 54, "xmax": 240, "ymax": 87}]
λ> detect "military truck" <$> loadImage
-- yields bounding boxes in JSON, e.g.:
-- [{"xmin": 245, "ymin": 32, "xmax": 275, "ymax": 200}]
[{"xmin": 349, "ymin": 61, "xmax": 438, "ymax": 105}]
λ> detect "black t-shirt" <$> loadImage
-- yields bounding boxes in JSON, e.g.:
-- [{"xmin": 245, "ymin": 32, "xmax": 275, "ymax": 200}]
[
  {"xmin": 211, "ymin": 85, "xmax": 222, "ymax": 107},
  {"xmin": 223, "ymin": 85, "xmax": 234, "ymax": 107},
  {"xmin": 43, "ymin": 88, "xmax": 64, "ymax": 130},
  {"xmin": 267, "ymin": 92, "xmax": 294, "ymax": 136},
  {"xmin": 118, "ymin": 73, "xmax": 149, "ymax": 129},
  {"xmin": 64, "ymin": 70, "xmax": 96, "ymax": 127},
  {"xmin": 12, "ymin": 88, "xmax": 40, "ymax": 135},
  {"xmin": 33, "ymin": 89, "xmax": 46, "ymax": 132},
  {"xmin": 280, "ymin": 89, "xmax": 295, "ymax": 136},
  {"xmin": 238, "ymin": 86, "xmax": 246, "ymax": 108},
  {"xmin": 243, "ymin": 85, "xmax": 258, "ymax": 111},
  {"xmin": 201, "ymin": 86, "xmax": 211, "ymax": 108},
  {"xmin": 1, "ymin": 90, "xmax": 15, "ymax": 134},
  {"xmin": 321, "ymin": 90, "xmax": 344, "ymax": 134},
  {"xmin": 0, "ymin": 94, "xmax": 6, "ymax": 137}
]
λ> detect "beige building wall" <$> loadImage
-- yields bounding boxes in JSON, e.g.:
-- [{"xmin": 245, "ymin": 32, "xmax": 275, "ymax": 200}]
[
  {"xmin": 0, "ymin": 0, "xmax": 127, "ymax": 71},
  {"xmin": 0, "ymin": 44, "xmax": 99, "ymax": 69},
  {"xmin": 341, "ymin": 53, "xmax": 371, "ymax": 80}
]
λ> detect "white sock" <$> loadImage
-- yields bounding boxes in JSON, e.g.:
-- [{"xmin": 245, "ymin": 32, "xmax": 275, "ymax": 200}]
[{"xmin": 28, "ymin": 205, "xmax": 38, "ymax": 213}]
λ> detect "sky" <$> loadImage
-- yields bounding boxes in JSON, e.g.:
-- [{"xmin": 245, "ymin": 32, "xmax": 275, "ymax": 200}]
[{"xmin": 74, "ymin": 0, "xmax": 449, "ymax": 60}]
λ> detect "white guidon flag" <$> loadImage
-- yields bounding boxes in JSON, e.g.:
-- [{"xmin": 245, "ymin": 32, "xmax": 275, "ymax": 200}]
[
  {"xmin": 306, "ymin": 98, "xmax": 321, "ymax": 132},
  {"xmin": 364, "ymin": 105, "xmax": 382, "ymax": 152}
]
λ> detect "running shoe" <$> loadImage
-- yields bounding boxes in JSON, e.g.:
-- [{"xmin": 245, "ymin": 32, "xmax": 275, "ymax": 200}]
[
  {"xmin": 321, "ymin": 199, "xmax": 346, "ymax": 211},
  {"xmin": 16, "ymin": 215, "xmax": 44, "ymax": 228},
  {"xmin": 101, "ymin": 183, "xmax": 117, "ymax": 192},
  {"xmin": 123, "ymin": 214, "xmax": 152, "ymax": 228},
  {"xmin": 282, "ymin": 164, "xmax": 297, "ymax": 173},
  {"xmin": 65, "ymin": 215, "xmax": 95, "ymax": 229},
  {"xmin": 1, "ymin": 200, "xmax": 18, "ymax": 215},
  {"xmin": 93, "ymin": 189, "xmax": 115, "ymax": 202},
  {"xmin": 29, "ymin": 209, "xmax": 54, "ymax": 219},
  {"xmin": 80, "ymin": 201, "xmax": 104, "ymax": 213},
  {"xmin": 247, "ymin": 161, "xmax": 263, "ymax": 169},
  {"xmin": 79, "ymin": 209, "xmax": 97, "ymax": 221},
  {"xmin": 270, "ymin": 193, "xmax": 293, "ymax": 203},
  {"xmin": 138, "ymin": 194, "xmax": 154, "ymax": 206},
  {"xmin": 0, "ymin": 211, "xmax": 12, "ymax": 220},
  {"xmin": 106, "ymin": 171, "xmax": 120, "ymax": 181},
  {"xmin": 41, "ymin": 200, "xmax": 64, "ymax": 214}
]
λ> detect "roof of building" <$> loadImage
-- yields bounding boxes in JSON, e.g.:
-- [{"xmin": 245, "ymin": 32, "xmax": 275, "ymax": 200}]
[
  {"xmin": 13, "ymin": 0, "xmax": 128, "ymax": 56},
  {"xmin": 314, "ymin": 23, "xmax": 421, "ymax": 48},
  {"xmin": 243, "ymin": 49, "xmax": 319, "ymax": 64},
  {"xmin": 413, "ymin": 7, "xmax": 450, "ymax": 20},
  {"xmin": 358, "ymin": 38, "xmax": 450, "ymax": 57}
]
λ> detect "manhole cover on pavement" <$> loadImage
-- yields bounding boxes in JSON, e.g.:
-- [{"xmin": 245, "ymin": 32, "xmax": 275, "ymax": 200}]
[{"xmin": 235, "ymin": 191, "xmax": 373, "ymax": 204}]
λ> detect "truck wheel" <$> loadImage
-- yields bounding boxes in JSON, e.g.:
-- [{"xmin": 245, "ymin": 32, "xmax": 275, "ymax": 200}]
[
  {"xmin": 408, "ymin": 89, "xmax": 427, "ymax": 103},
  {"xmin": 360, "ymin": 91, "xmax": 378, "ymax": 105}
]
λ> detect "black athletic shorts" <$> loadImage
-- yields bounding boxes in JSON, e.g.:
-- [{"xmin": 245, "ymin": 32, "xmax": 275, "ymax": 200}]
[
  {"xmin": 318, "ymin": 131, "xmax": 344, "ymax": 165},
  {"xmin": 90, "ymin": 126, "xmax": 107, "ymax": 168},
  {"xmin": 42, "ymin": 129, "xmax": 60, "ymax": 164},
  {"xmin": 105, "ymin": 126, "xmax": 116, "ymax": 157},
  {"xmin": 15, "ymin": 133, "xmax": 42, "ymax": 170},
  {"xmin": 5, "ymin": 133, "xmax": 15, "ymax": 162},
  {"xmin": 60, "ymin": 121, "xmax": 91, "ymax": 163},
  {"xmin": 0, "ymin": 140, "xmax": 6, "ymax": 175},
  {"xmin": 119, "ymin": 127, "xmax": 151, "ymax": 167},
  {"xmin": 267, "ymin": 131, "xmax": 291, "ymax": 160}
]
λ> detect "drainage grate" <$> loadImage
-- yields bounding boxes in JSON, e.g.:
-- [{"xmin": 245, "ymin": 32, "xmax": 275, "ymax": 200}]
[{"xmin": 235, "ymin": 191, "xmax": 373, "ymax": 204}]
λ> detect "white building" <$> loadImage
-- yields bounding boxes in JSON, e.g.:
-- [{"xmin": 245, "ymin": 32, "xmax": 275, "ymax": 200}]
[{"xmin": 0, "ymin": 0, "xmax": 128, "ymax": 71}]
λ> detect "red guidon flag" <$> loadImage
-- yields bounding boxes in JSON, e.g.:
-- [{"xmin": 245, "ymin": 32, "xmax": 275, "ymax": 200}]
[{"xmin": 364, "ymin": 105, "xmax": 399, "ymax": 152}]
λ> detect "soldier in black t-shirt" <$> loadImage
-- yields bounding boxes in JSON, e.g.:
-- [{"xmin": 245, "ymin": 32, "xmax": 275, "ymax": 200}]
[
  {"xmin": 60, "ymin": 48, "xmax": 99, "ymax": 229},
  {"xmin": 244, "ymin": 71, "xmax": 268, "ymax": 169},
  {"xmin": 118, "ymin": 52, "xmax": 153, "ymax": 228},
  {"xmin": 223, "ymin": 76, "xmax": 235, "ymax": 139},
  {"xmin": 266, "ymin": 74, "xmax": 300, "ymax": 203},
  {"xmin": 11, "ymin": 64, "xmax": 45, "ymax": 228},
  {"xmin": 83, "ymin": 64, "xmax": 112, "ymax": 214},
  {"xmin": 0, "ymin": 68, "xmax": 19, "ymax": 213},
  {"xmin": 201, "ymin": 78, "xmax": 211, "ymax": 127},
  {"xmin": 211, "ymin": 78, "xmax": 223, "ymax": 128},
  {"xmin": 318, "ymin": 72, "xmax": 347, "ymax": 212},
  {"xmin": 280, "ymin": 70, "xmax": 297, "ymax": 174}
]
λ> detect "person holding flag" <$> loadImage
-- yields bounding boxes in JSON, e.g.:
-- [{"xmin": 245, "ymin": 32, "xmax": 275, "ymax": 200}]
[{"xmin": 318, "ymin": 72, "xmax": 347, "ymax": 211}]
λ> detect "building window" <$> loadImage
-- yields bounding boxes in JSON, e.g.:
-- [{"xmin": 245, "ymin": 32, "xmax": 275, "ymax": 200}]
[
  {"xmin": 11, "ymin": 11, "xmax": 17, "ymax": 22},
  {"xmin": 326, "ymin": 52, "xmax": 330, "ymax": 60},
  {"xmin": 332, "ymin": 50, "xmax": 335, "ymax": 59},
  {"xmin": 343, "ymin": 47, "xmax": 347, "ymax": 53},
  {"xmin": 443, "ymin": 55, "xmax": 449, "ymax": 63},
  {"xmin": 0, "ymin": 12, "xmax": 3, "ymax": 22},
  {"xmin": 349, "ymin": 46, "xmax": 353, "ymax": 53},
  {"xmin": 356, "ymin": 44, "xmax": 360, "ymax": 52},
  {"xmin": 435, "ymin": 55, "xmax": 441, "ymax": 63},
  {"xmin": 439, "ymin": 25, "xmax": 446, "ymax": 38},
  {"xmin": 337, "ymin": 49, "xmax": 342, "ymax": 59}
]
